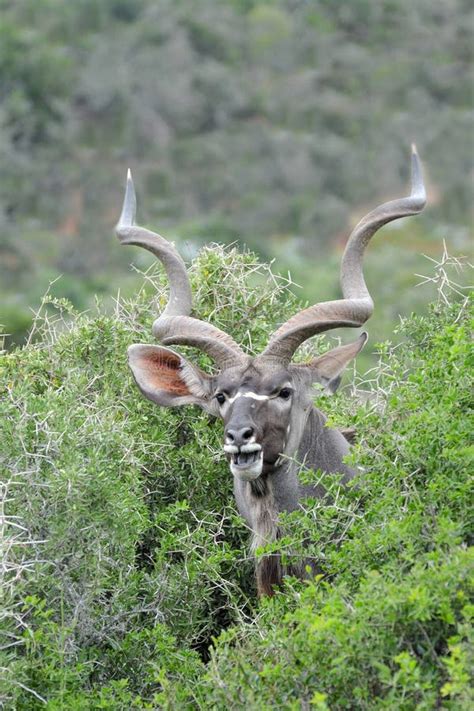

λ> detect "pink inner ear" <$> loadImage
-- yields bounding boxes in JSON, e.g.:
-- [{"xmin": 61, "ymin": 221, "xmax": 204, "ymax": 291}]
[{"xmin": 139, "ymin": 349, "xmax": 191, "ymax": 396}]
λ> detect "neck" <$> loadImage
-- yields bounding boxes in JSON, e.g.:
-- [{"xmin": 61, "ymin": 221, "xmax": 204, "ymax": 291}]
[
  {"xmin": 258, "ymin": 405, "xmax": 354, "ymax": 503},
  {"xmin": 294, "ymin": 406, "xmax": 354, "ymax": 483},
  {"xmin": 243, "ymin": 405, "xmax": 354, "ymax": 514},
  {"xmin": 234, "ymin": 405, "xmax": 355, "ymax": 595}
]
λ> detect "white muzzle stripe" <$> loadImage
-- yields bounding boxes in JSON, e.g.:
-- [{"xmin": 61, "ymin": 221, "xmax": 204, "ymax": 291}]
[
  {"xmin": 239, "ymin": 443, "xmax": 262, "ymax": 453},
  {"xmin": 223, "ymin": 444, "xmax": 239, "ymax": 453}
]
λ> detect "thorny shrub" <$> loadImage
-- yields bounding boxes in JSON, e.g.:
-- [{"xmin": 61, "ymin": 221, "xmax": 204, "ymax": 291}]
[{"xmin": 0, "ymin": 246, "xmax": 472, "ymax": 709}]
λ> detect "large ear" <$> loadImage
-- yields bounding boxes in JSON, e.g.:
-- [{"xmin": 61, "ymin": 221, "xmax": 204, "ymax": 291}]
[
  {"xmin": 127, "ymin": 344, "xmax": 214, "ymax": 410},
  {"xmin": 296, "ymin": 332, "xmax": 368, "ymax": 394}
]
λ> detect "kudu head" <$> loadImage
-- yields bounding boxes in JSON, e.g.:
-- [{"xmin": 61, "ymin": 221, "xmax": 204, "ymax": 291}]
[{"xmin": 117, "ymin": 147, "xmax": 425, "ymax": 482}]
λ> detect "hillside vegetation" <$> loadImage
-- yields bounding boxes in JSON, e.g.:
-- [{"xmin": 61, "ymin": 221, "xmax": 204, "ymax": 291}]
[
  {"xmin": 1, "ymin": 248, "xmax": 472, "ymax": 709},
  {"xmin": 1, "ymin": 0, "xmax": 472, "ymax": 345}
]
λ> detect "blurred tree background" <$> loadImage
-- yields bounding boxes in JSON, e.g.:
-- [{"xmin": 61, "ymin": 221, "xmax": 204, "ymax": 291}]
[{"xmin": 1, "ymin": 0, "xmax": 472, "ymax": 350}]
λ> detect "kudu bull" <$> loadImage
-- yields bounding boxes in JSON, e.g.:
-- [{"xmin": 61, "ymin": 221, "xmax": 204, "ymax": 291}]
[{"xmin": 116, "ymin": 147, "xmax": 426, "ymax": 596}]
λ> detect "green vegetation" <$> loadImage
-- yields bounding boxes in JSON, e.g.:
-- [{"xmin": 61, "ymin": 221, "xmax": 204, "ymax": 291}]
[
  {"xmin": 1, "ymin": 0, "xmax": 472, "ymax": 346},
  {"xmin": 1, "ymin": 0, "xmax": 472, "ymax": 706},
  {"xmin": 1, "ymin": 247, "xmax": 472, "ymax": 709}
]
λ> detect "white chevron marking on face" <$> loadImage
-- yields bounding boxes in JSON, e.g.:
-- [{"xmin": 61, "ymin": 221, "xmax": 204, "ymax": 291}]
[{"xmin": 228, "ymin": 391, "xmax": 270, "ymax": 404}]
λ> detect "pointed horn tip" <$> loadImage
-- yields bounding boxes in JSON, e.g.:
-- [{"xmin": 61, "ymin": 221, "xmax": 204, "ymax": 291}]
[
  {"xmin": 124, "ymin": 168, "xmax": 135, "ymax": 196},
  {"xmin": 409, "ymin": 144, "xmax": 427, "ymax": 206},
  {"xmin": 125, "ymin": 168, "xmax": 136, "ymax": 193}
]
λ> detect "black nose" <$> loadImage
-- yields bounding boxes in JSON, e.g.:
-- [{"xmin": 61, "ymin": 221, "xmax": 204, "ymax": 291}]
[{"xmin": 225, "ymin": 426, "xmax": 254, "ymax": 446}]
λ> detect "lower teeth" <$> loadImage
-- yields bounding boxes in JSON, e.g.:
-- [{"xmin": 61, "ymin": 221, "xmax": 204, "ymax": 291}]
[{"xmin": 234, "ymin": 452, "xmax": 259, "ymax": 466}]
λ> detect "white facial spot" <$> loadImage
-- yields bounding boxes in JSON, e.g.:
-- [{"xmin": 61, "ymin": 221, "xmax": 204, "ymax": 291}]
[
  {"xmin": 239, "ymin": 442, "xmax": 262, "ymax": 453},
  {"xmin": 223, "ymin": 443, "xmax": 239, "ymax": 453}
]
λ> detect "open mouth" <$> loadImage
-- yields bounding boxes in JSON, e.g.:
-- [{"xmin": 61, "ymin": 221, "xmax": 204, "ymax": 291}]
[
  {"xmin": 231, "ymin": 449, "xmax": 262, "ymax": 468},
  {"xmin": 224, "ymin": 443, "xmax": 263, "ymax": 480}
]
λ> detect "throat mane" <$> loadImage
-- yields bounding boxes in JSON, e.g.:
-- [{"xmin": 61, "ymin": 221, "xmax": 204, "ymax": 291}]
[{"xmin": 248, "ymin": 478, "xmax": 282, "ymax": 596}]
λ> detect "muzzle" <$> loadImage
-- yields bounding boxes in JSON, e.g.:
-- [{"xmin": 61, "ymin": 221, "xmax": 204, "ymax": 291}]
[{"xmin": 224, "ymin": 442, "xmax": 263, "ymax": 481}]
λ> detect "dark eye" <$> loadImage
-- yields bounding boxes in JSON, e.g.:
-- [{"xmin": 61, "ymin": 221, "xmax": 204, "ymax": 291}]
[
  {"xmin": 215, "ymin": 393, "xmax": 226, "ymax": 405},
  {"xmin": 279, "ymin": 388, "xmax": 292, "ymax": 400}
]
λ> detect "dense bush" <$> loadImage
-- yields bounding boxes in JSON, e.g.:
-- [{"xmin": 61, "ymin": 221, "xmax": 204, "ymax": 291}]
[{"xmin": 1, "ymin": 247, "xmax": 472, "ymax": 708}]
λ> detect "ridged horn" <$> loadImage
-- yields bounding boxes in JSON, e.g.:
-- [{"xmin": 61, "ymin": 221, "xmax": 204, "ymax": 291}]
[
  {"xmin": 259, "ymin": 145, "xmax": 426, "ymax": 364},
  {"xmin": 116, "ymin": 170, "xmax": 246, "ymax": 369}
]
